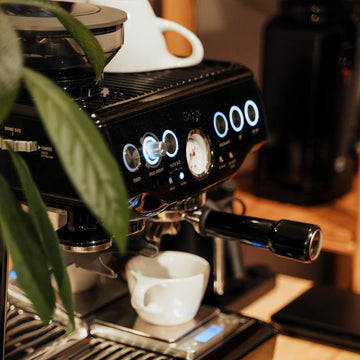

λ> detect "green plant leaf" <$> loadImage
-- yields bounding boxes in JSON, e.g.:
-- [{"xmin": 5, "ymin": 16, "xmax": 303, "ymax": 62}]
[
  {"xmin": 7, "ymin": 146, "xmax": 74, "ymax": 333},
  {"xmin": 0, "ymin": 0, "xmax": 105, "ymax": 80},
  {"xmin": 23, "ymin": 67, "xmax": 129, "ymax": 253},
  {"xmin": 0, "ymin": 11, "xmax": 22, "ymax": 125},
  {"xmin": 0, "ymin": 174, "xmax": 55, "ymax": 324}
]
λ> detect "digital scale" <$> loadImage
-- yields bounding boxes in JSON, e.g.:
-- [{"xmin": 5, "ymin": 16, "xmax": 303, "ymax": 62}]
[{"xmin": 90, "ymin": 295, "xmax": 276, "ymax": 360}]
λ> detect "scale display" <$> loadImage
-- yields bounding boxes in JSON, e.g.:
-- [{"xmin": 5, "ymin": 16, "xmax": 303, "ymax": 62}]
[{"xmin": 193, "ymin": 325, "xmax": 224, "ymax": 343}]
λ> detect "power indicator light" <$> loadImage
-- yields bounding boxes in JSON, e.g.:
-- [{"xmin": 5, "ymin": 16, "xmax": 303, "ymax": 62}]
[
  {"xmin": 229, "ymin": 105, "xmax": 244, "ymax": 132},
  {"xmin": 213, "ymin": 112, "xmax": 228, "ymax": 138},
  {"xmin": 244, "ymin": 100, "xmax": 259, "ymax": 127},
  {"xmin": 179, "ymin": 172, "xmax": 185, "ymax": 180},
  {"xmin": 162, "ymin": 129, "xmax": 179, "ymax": 158},
  {"xmin": 123, "ymin": 143, "xmax": 141, "ymax": 172},
  {"xmin": 10, "ymin": 270, "xmax": 17, "ymax": 280}
]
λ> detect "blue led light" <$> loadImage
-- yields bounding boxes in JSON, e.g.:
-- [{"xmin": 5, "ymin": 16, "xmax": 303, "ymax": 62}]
[
  {"xmin": 179, "ymin": 172, "xmax": 185, "ymax": 180},
  {"xmin": 122, "ymin": 143, "xmax": 141, "ymax": 172},
  {"xmin": 244, "ymin": 100, "xmax": 259, "ymax": 127},
  {"xmin": 229, "ymin": 105, "xmax": 244, "ymax": 132},
  {"xmin": 9, "ymin": 270, "xmax": 17, "ymax": 280},
  {"xmin": 143, "ymin": 135, "xmax": 160, "ymax": 166},
  {"xmin": 213, "ymin": 111, "xmax": 228, "ymax": 138},
  {"xmin": 129, "ymin": 198, "xmax": 140, "ymax": 208},
  {"xmin": 194, "ymin": 325, "xmax": 224, "ymax": 343},
  {"xmin": 162, "ymin": 129, "xmax": 179, "ymax": 158}
]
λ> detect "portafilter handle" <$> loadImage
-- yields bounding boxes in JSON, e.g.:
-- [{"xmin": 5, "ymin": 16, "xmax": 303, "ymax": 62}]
[{"xmin": 184, "ymin": 207, "xmax": 322, "ymax": 263}]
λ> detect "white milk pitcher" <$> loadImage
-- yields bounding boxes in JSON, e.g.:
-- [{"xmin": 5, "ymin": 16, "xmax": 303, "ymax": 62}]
[{"xmin": 88, "ymin": 0, "xmax": 204, "ymax": 72}]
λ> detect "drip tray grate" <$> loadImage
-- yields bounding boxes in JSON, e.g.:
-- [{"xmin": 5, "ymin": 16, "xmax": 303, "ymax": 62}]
[
  {"xmin": 5, "ymin": 303, "xmax": 88, "ymax": 360},
  {"xmin": 51, "ymin": 337, "xmax": 175, "ymax": 360},
  {"xmin": 6, "ymin": 305, "xmax": 67, "ymax": 359},
  {"xmin": 5, "ymin": 304, "xmax": 175, "ymax": 360}
]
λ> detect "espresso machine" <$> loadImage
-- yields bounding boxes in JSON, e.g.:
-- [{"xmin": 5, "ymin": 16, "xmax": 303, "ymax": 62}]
[{"xmin": 0, "ymin": 3, "xmax": 323, "ymax": 359}]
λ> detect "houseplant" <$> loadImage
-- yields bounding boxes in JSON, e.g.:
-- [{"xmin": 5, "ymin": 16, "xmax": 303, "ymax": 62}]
[{"xmin": 0, "ymin": 0, "xmax": 129, "ymax": 333}]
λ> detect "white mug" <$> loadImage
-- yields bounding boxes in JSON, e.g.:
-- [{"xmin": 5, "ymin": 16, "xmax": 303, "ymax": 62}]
[
  {"xmin": 88, "ymin": 0, "xmax": 204, "ymax": 72},
  {"xmin": 125, "ymin": 251, "xmax": 210, "ymax": 326}
]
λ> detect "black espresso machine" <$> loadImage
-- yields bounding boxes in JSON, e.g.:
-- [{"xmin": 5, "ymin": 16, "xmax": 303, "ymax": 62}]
[{"xmin": 0, "ymin": 3, "xmax": 323, "ymax": 359}]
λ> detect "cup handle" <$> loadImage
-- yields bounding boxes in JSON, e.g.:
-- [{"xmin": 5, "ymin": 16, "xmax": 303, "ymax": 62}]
[
  {"xmin": 156, "ymin": 17, "xmax": 204, "ymax": 66},
  {"xmin": 130, "ymin": 271, "xmax": 163, "ymax": 314}
]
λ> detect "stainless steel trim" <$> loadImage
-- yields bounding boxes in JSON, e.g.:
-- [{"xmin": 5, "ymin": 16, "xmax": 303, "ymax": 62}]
[
  {"xmin": 213, "ymin": 236, "xmax": 225, "ymax": 296},
  {"xmin": 60, "ymin": 241, "xmax": 112, "ymax": 253}
]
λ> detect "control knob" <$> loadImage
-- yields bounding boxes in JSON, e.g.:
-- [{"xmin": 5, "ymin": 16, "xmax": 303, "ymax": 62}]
[{"xmin": 143, "ymin": 135, "xmax": 167, "ymax": 166}]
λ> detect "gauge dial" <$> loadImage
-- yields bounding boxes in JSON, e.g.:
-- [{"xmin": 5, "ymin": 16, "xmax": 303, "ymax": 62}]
[{"xmin": 186, "ymin": 130, "xmax": 212, "ymax": 179}]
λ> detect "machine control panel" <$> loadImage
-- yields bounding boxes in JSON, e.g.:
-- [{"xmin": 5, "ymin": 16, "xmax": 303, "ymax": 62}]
[
  {"xmin": 104, "ymin": 76, "xmax": 266, "ymax": 214},
  {"xmin": 0, "ymin": 64, "xmax": 266, "ymax": 215}
]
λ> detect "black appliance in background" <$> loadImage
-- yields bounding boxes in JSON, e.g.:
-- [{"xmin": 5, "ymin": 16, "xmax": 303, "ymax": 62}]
[{"xmin": 254, "ymin": 0, "xmax": 360, "ymax": 205}]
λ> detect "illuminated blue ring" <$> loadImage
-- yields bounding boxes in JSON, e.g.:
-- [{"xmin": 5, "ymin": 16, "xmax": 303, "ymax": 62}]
[
  {"xmin": 162, "ymin": 129, "xmax": 179, "ymax": 158},
  {"xmin": 244, "ymin": 100, "xmax": 259, "ymax": 127},
  {"xmin": 229, "ymin": 105, "xmax": 245, "ymax": 132},
  {"xmin": 122, "ymin": 143, "xmax": 141, "ymax": 172},
  {"xmin": 142, "ymin": 135, "xmax": 160, "ymax": 166},
  {"xmin": 213, "ymin": 111, "xmax": 228, "ymax": 138}
]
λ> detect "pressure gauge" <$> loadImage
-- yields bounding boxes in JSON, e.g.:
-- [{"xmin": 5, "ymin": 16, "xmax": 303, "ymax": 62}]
[{"xmin": 186, "ymin": 130, "xmax": 212, "ymax": 179}]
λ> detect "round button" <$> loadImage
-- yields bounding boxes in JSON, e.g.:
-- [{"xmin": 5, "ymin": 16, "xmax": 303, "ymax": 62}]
[
  {"xmin": 244, "ymin": 100, "xmax": 259, "ymax": 127},
  {"xmin": 213, "ymin": 111, "xmax": 228, "ymax": 138},
  {"xmin": 162, "ymin": 129, "xmax": 179, "ymax": 158},
  {"xmin": 122, "ymin": 144, "xmax": 141, "ymax": 172},
  {"xmin": 229, "ymin": 105, "xmax": 244, "ymax": 132}
]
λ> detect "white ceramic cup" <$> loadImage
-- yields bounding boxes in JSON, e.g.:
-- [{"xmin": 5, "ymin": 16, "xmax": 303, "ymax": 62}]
[
  {"xmin": 88, "ymin": 0, "xmax": 204, "ymax": 72},
  {"xmin": 125, "ymin": 251, "xmax": 210, "ymax": 326}
]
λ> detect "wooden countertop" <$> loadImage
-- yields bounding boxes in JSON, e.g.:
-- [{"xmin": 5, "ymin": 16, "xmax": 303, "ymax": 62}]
[{"xmin": 236, "ymin": 274, "xmax": 360, "ymax": 360}]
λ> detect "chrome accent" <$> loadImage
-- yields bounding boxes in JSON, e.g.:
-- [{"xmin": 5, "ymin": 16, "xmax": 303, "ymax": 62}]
[
  {"xmin": 309, "ymin": 228, "xmax": 323, "ymax": 261},
  {"xmin": 151, "ymin": 194, "xmax": 206, "ymax": 224},
  {"xmin": 213, "ymin": 236, "xmax": 225, "ymax": 296},
  {"xmin": 129, "ymin": 219, "xmax": 145, "ymax": 235},
  {"xmin": 181, "ymin": 209, "xmax": 203, "ymax": 234},
  {"xmin": 60, "ymin": 240, "xmax": 112, "ymax": 253}
]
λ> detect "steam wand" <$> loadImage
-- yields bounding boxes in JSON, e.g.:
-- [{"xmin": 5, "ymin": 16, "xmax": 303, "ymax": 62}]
[{"xmin": 183, "ymin": 206, "xmax": 322, "ymax": 263}]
